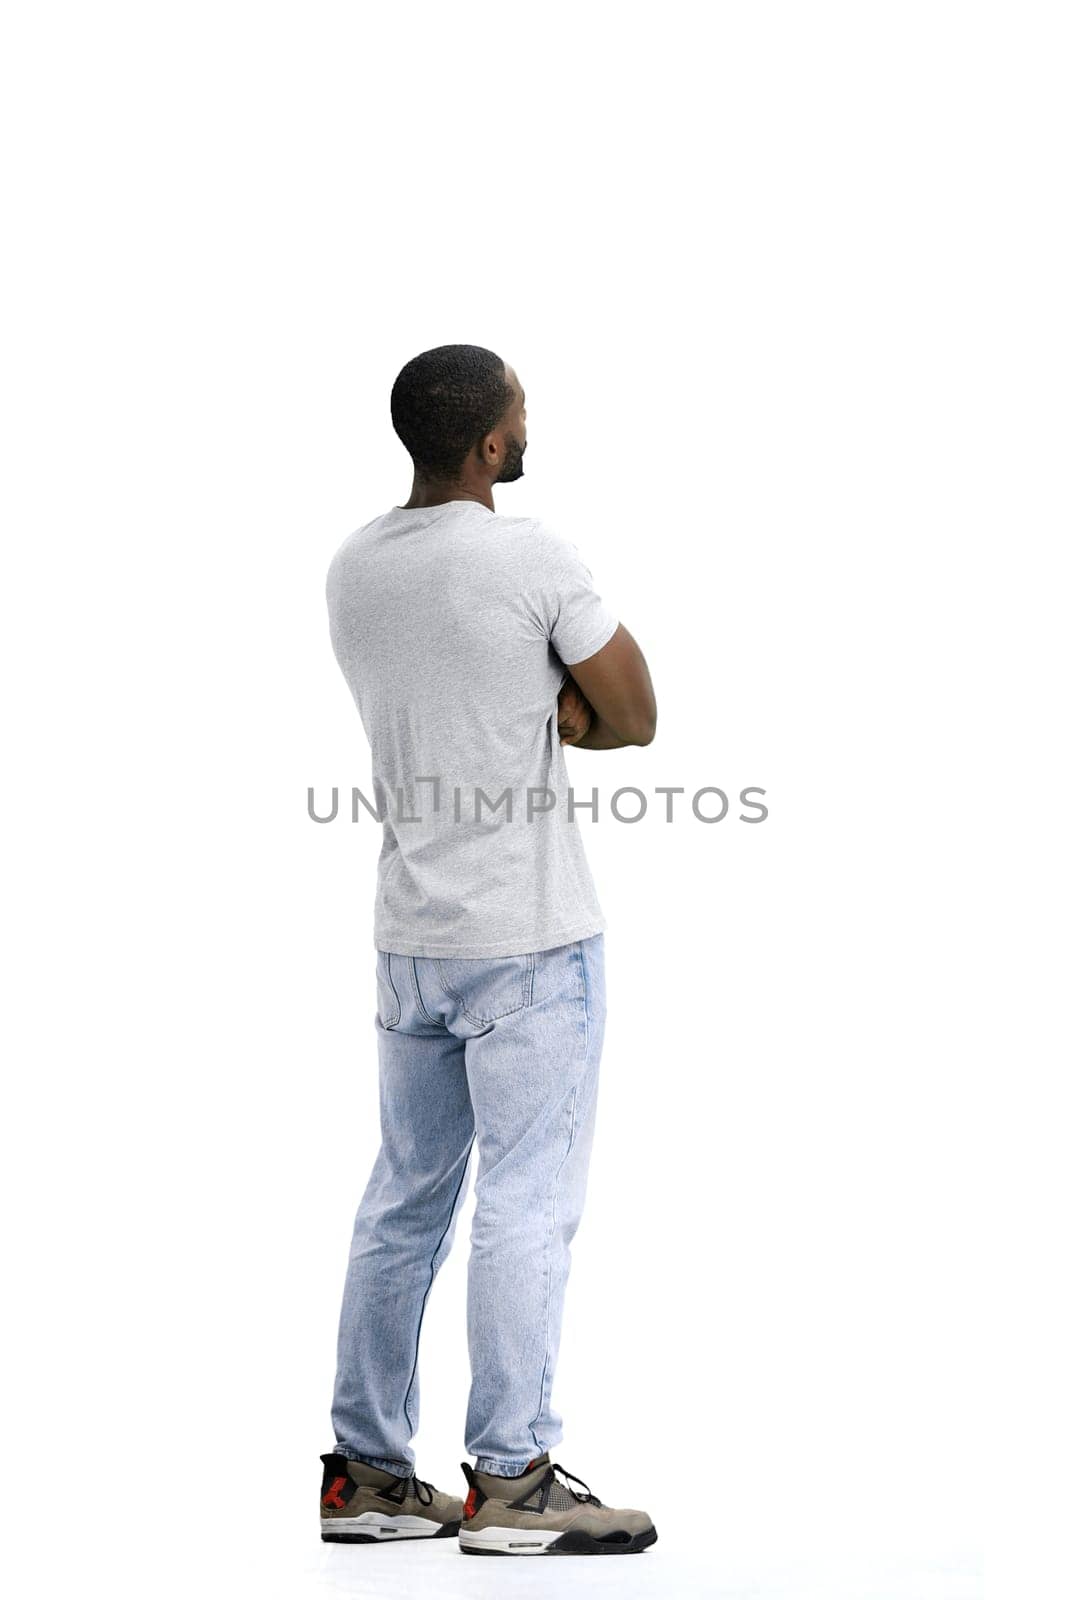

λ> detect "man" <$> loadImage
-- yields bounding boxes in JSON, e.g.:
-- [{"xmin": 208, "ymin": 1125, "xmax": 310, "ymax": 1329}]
[{"xmin": 320, "ymin": 344, "xmax": 658, "ymax": 1556}]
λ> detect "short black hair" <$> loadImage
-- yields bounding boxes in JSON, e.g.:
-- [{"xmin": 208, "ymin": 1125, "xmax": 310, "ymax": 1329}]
[{"xmin": 390, "ymin": 344, "xmax": 515, "ymax": 480}]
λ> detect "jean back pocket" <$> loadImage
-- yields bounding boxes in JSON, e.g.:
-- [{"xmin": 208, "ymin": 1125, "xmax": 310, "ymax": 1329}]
[{"xmin": 431, "ymin": 952, "xmax": 535, "ymax": 1027}]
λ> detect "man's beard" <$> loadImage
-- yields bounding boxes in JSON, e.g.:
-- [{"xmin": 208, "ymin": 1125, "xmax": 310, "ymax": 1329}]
[{"xmin": 495, "ymin": 433, "xmax": 526, "ymax": 483}]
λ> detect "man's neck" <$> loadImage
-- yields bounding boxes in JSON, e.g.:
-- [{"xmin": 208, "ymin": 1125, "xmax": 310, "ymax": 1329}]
[{"xmin": 399, "ymin": 481, "xmax": 494, "ymax": 512}]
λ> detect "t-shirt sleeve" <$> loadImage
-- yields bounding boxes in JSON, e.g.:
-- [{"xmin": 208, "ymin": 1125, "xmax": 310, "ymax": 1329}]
[{"xmin": 527, "ymin": 521, "xmax": 619, "ymax": 666}]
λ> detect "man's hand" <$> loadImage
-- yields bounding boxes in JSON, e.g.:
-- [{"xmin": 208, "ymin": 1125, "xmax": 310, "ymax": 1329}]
[
  {"xmin": 564, "ymin": 623, "xmax": 657, "ymax": 749},
  {"xmin": 557, "ymin": 675, "xmax": 594, "ymax": 745}
]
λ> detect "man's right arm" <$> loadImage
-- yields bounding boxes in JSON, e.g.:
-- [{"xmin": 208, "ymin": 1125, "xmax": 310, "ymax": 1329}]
[{"xmin": 564, "ymin": 623, "xmax": 657, "ymax": 748}]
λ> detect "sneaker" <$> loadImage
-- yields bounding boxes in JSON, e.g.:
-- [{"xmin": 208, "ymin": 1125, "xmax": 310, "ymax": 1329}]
[
  {"xmin": 458, "ymin": 1453, "xmax": 657, "ymax": 1555},
  {"xmin": 319, "ymin": 1453, "xmax": 463, "ymax": 1544}
]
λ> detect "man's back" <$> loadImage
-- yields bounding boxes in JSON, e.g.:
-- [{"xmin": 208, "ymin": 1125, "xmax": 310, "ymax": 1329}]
[
  {"xmin": 324, "ymin": 346, "xmax": 658, "ymax": 1550},
  {"xmin": 326, "ymin": 499, "xmax": 619, "ymax": 957}
]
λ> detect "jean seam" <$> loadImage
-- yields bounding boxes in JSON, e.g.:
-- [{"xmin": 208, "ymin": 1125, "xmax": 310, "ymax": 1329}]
[
  {"xmin": 577, "ymin": 938, "xmax": 590, "ymax": 1052},
  {"xmin": 402, "ymin": 1135, "xmax": 476, "ymax": 1432},
  {"xmin": 527, "ymin": 945, "xmax": 589, "ymax": 1451},
  {"xmin": 529, "ymin": 1079, "xmax": 579, "ymax": 1454},
  {"xmin": 410, "ymin": 956, "xmax": 446, "ymax": 1028}
]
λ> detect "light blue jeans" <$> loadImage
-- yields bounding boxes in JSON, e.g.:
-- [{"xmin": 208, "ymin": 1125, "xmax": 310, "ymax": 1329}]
[{"xmin": 331, "ymin": 933, "xmax": 605, "ymax": 1478}]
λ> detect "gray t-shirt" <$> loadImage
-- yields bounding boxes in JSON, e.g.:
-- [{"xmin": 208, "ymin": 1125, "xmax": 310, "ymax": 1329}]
[{"xmin": 326, "ymin": 500, "xmax": 619, "ymax": 957}]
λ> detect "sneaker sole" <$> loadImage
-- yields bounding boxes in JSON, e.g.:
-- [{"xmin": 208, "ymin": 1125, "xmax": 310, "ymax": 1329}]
[
  {"xmin": 459, "ymin": 1524, "xmax": 658, "ymax": 1555},
  {"xmin": 322, "ymin": 1516, "xmax": 459, "ymax": 1544}
]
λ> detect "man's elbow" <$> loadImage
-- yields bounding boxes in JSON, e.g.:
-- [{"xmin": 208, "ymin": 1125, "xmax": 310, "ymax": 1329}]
[{"xmin": 624, "ymin": 710, "xmax": 657, "ymax": 747}]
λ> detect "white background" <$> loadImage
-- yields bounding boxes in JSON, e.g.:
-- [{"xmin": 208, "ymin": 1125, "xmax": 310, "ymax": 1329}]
[{"xmin": 3, "ymin": 4, "xmax": 1063, "ymax": 1598}]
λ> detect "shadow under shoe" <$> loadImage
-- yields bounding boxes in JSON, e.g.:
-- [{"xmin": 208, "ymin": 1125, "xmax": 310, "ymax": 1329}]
[
  {"xmin": 458, "ymin": 1453, "xmax": 657, "ymax": 1555},
  {"xmin": 319, "ymin": 1453, "xmax": 462, "ymax": 1544}
]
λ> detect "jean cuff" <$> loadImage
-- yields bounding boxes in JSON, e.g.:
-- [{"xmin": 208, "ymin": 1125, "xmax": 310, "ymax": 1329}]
[
  {"xmin": 338, "ymin": 1447, "xmax": 413, "ymax": 1478},
  {"xmin": 474, "ymin": 1455, "xmax": 535, "ymax": 1478}
]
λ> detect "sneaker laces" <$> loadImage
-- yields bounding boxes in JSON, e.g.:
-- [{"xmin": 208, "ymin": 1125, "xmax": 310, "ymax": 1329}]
[
  {"xmin": 407, "ymin": 1474, "xmax": 435, "ymax": 1507},
  {"xmin": 549, "ymin": 1462, "xmax": 602, "ymax": 1507}
]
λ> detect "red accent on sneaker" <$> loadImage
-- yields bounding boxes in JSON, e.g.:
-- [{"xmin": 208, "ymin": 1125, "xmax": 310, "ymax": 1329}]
[
  {"xmin": 463, "ymin": 1486, "xmax": 479, "ymax": 1519},
  {"xmin": 525, "ymin": 1458, "xmax": 541, "ymax": 1470},
  {"xmin": 322, "ymin": 1475, "xmax": 348, "ymax": 1509}
]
